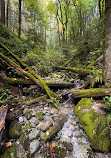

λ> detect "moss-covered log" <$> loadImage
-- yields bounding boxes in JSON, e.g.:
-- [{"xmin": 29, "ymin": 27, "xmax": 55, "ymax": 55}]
[
  {"xmin": 0, "ymin": 42, "xmax": 26, "ymax": 69},
  {"xmin": 86, "ymin": 55, "xmax": 103, "ymax": 69},
  {"xmin": 22, "ymin": 95, "xmax": 47, "ymax": 106},
  {"xmin": 41, "ymin": 115, "xmax": 67, "ymax": 141},
  {"xmin": 2, "ymin": 77, "xmax": 76, "ymax": 88},
  {"xmin": 71, "ymin": 88, "xmax": 111, "ymax": 98},
  {"xmin": 63, "ymin": 54, "xmax": 77, "ymax": 67},
  {"xmin": 55, "ymin": 66, "xmax": 92, "ymax": 76},
  {"xmin": 0, "ymin": 53, "xmax": 59, "ymax": 108}
]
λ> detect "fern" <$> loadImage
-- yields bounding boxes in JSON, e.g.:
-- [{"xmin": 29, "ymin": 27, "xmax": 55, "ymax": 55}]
[
  {"xmin": 88, "ymin": 68, "xmax": 103, "ymax": 87},
  {"xmin": 98, "ymin": 114, "xmax": 111, "ymax": 137}
]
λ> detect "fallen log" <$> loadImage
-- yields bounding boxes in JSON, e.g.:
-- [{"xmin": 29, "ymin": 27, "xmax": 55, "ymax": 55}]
[
  {"xmin": 0, "ymin": 105, "xmax": 8, "ymax": 145},
  {"xmin": 86, "ymin": 55, "xmax": 103, "ymax": 69},
  {"xmin": 55, "ymin": 66, "xmax": 92, "ymax": 76},
  {"xmin": 41, "ymin": 114, "xmax": 67, "ymax": 141},
  {"xmin": 63, "ymin": 52, "xmax": 77, "ymax": 67},
  {"xmin": 7, "ymin": 95, "xmax": 47, "ymax": 121},
  {"xmin": 22, "ymin": 95, "xmax": 47, "ymax": 106},
  {"xmin": 71, "ymin": 88, "xmax": 111, "ymax": 98},
  {"xmin": 0, "ymin": 53, "xmax": 59, "ymax": 108},
  {"xmin": 2, "ymin": 78, "xmax": 76, "ymax": 88},
  {"xmin": 0, "ymin": 42, "xmax": 26, "ymax": 69}
]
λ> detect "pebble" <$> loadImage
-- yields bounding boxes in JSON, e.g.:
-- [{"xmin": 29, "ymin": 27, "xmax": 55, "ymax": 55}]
[
  {"xmin": 38, "ymin": 120, "xmax": 52, "ymax": 132},
  {"xmin": 30, "ymin": 140, "xmax": 40, "ymax": 154},
  {"xmin": 70, "ymin": 120, "xmax": 77, "ymax": 126},
  {"xmin": 29, "ymin": 117, "xmax": 39, "ymax": 125},
  {"xmin": 49, "ymin": 108, "xmax": 58, "ymax": 114},
  {"xmin": 19, "ymin": 116, "xmax": 24, "ymax": 123},
  {"xmin": 29, "ymin": 130, "xmax": 40, "ymax": 140},
  {"xmin": 60, "ymin": 136, "xmax": 71, "ymax": 143},
  {"xmin": 75, "ymin": 131, "xmax": 83, "ymax": 137}
]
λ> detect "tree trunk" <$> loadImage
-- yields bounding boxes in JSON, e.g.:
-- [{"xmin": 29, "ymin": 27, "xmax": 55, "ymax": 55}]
[
  {"xmin": 1, "ymin": 0, "xmax": 5, "ymax": 25},
  {"xmin": 104, "ymin": 0, "xmax": 111, "ymax": 85},
  {"xmin": 18, "ymin": 0, "xmax": 21, "ymax": 38},
  {"xmin": 71, "ymin": 88, "xmax": 111, "ymax": 98},
  {"xmin": 6, "ymin": 0, "xmax": 10, "ymax": 27},
  {"xmin": 2, "ymin": 77, "xmax": 76, "ymax": 88}
]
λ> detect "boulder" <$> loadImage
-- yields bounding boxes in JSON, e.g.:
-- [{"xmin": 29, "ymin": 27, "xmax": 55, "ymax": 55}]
[
  {"xmin": 9, "ymin": 123, "xmax": 22, "ymax": 139},
  {"xmin": 74, "ymin": 98, "xmax": 111, "ymax": 152}
]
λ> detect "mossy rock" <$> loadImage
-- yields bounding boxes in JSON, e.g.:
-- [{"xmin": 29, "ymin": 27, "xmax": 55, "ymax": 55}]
[
  {"xmin": 74, "ymin": 98, "xmax": 111, "ymax": 152},
  {"xmin": 19, "ymin": 131, "xmax": 29, "ymax": 151},
  {"xmin": 37, "ymin": 112, "xmax": 44, "ymax": 120},
  {"xmin": 1, "ymin": 144, "xmax": 16, "ymax": 158},
  {"xmin": 9, "ymin": 123, "xmax": 22, "ymax": 139}
]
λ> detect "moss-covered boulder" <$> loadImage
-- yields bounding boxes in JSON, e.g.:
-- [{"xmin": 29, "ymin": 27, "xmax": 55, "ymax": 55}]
[
  {"xmin": 1, "ymin": 144, "xmax": 16, "ymax": 158},
  {"xmin": 74, "ymin": 98, "xmax": 111, "ymax": 152},
  {"xmin": 9, "ymin": 123, "xmax": 22, "ymax": 139}
]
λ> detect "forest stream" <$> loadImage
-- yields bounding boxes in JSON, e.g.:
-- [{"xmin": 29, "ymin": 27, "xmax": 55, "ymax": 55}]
[{"xmin": 0, "ymin": 75, "xmax": 111, "ymax": 158}]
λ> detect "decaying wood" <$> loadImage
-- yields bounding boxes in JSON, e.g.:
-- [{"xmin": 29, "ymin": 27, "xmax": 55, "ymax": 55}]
[
  {"xmin": 0, "ymin": 53, "xmax": 59, "ymax": 108},
  {"xmin": 7, "ymin": 108, "xmax": 23, "ymax": 122},
  {"xmin": 7, "ymin": 95, "xmax": 47, "ymax": 122},
  {"xmin": 22, "ymin": 95, "xmax": 47, "ymax": 106},
  {"xmin": 0, "ymin": 42, "xmax": 26, "ymax": 69},
  {"xmin": 2, "ymin": 77, "xmax": 76, "ymax": 88},
  {"xmin": 41, "ymin": 114, "xmax": 67, "ymax": 141},
  {"xmin": 71, "ymin": 88, "xmax": 111, "ymax": 98},
  {"xmin": 0, "ymin": 105, "xmax": 8, "ymax": 144},
  {"xmin": 55, "ymin": 66, "xmax": 92, "ymax": 76}
]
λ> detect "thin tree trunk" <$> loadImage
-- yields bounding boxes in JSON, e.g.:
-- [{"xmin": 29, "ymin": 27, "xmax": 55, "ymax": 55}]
[
  {"xmin": 1, "ymin": 0, "xmax": 5, "ymax": 25},
  {"xmin": 18, "ymin": 0, "xmax": 22, "ymax": 38},
  {"xmin": 6, "ymin": 0, "xmax": 10, "ymax": 27}
]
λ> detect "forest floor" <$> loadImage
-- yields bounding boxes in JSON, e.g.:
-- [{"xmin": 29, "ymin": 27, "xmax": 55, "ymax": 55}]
[{"xmin": 0, "ymin": 71, "xmax": 111, "ymax": 158}]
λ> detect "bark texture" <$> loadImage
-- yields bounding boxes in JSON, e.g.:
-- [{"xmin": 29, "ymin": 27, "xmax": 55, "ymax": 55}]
[{"xmin": 104, "ymin": 0, "xmax": 111, "ymax": 84}]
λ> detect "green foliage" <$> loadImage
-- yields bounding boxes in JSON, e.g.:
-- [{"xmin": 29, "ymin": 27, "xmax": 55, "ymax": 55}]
[
  {"xmin": 37, "ymin": 49, "xmax": 65, "ymax": 74},
  {"xmin": 0, "ymin": 24, "xmax": 31, "ymax": 57},
  {"xmin": 88, "ymin": 68, "xmax": 103, "ymax": 87},
  {"xmin": 98, "ymin": 114, "xmax": 111, "ymax": 138},
  {"xmin": 102, "ymin": 95, "xmax": 111, "ymax": 112},
  {"xmin": 0, "ymin": 92, "xmax": 21, "ymax": 106}
]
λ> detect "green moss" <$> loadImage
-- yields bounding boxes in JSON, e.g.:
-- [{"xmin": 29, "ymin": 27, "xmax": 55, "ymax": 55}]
[
  {"xmin": 23, "ymin": 125, "xmax": 33, "ymax": 131},
  {"xmin": 74, "ymin": 98, "xmax": 111, "ymax": 152},
  {"xmin": 19, "ymin": 132, "xmax": 29, "ymax": 151},
  {"xmin": 9, "ymin": 123, "xmax": 22, "ymax": 139},
  {"xmin": 1, "ymin": 144, "xmax": 16, "ymax": 158},
  {"xmin": 72, "ymin": 88, "xmax": 110, "ymax": 98},
  {"xmin": 37, "ymin": 112, "xmax": 44, "ymax": 120}
]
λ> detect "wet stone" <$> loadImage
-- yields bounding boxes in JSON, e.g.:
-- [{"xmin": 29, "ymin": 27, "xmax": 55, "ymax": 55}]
[
  {"xmin": 29, "ymin": 117, "xmax": 39, "ymax": 125},
  {"xmin": 60, "ymin": 136, "xmax": 71, "ymax": 143},
  {"xmin": 19, "ymin": 116, "xmax": 24, "ymax": 123},
  {"xmin": 38, "ymin": 120, "xmax": 52, "ymax": 132},
  {"xmin": 29, "ymin": 130, "xmax": 40, "ymax": 140},
  {"xmin": 75, "ymin": 131, "xmax": 83, "ymax": 137},
  {"xmin": 30, "ymin": 140, "xmax": 40, "ymax": 155}
]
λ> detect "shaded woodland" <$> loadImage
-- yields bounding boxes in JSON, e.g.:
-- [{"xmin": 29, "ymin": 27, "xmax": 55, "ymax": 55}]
[{"xmin": 0, "ymin": 0, "xmax": 111, "ymax": 158}]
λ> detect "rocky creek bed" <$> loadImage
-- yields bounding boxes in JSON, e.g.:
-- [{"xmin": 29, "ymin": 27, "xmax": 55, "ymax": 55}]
[
  {"xmin": 0, "ymin": 71, "xmax": 111, "ymax": 158},
  {"xmin": 1, "ymin": 100, "xmax": 111, "ymax": 158}
]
